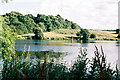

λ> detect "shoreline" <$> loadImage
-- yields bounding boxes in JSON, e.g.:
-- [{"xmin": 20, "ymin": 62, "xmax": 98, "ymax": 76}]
[{"xmin": 17, "ymin": 29, "xmax": 119, "ymax": 41}]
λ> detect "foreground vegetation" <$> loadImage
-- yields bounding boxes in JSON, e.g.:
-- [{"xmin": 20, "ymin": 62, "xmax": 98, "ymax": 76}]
[{"xmin": 1, "ymin": 46, "xmax": 120, "ymax": 80}]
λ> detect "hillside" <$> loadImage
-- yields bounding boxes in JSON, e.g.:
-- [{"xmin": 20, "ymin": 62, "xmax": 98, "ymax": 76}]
[
  {"xmin": 2, "ymin": 11, "xmax": 118, "ymax": 41},
  {"xmin": 17, "ymin": 29, "xmax": 118, "ymax": 40},
  {"xmin": 46, "ymin": 29, "xmax": 118, "ymax": 40},
  {"xmin": 2, "ymin": 11, "xmax": 80, "ymax": 35},
  {"xmin": 89, "ymin": 30, "xmax": 117, "ymax": 39}
]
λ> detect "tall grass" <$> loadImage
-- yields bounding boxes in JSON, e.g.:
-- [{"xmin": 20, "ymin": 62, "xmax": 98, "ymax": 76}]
[{"xmin": 1, "ymin": 46, "xmax": 120, "ymax": 80}]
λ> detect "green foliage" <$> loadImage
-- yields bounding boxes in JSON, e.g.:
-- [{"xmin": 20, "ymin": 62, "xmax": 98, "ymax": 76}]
[
  {"xmin": 117, "ymin": 34, "xmax": 120, "ymax": 38},
  {"xmin": 69, "ymin": 48, "xmax": 89, "ymax": 79},
  {"xmin": 77, "ymin": 28, "xmax": 90, "ymax": 43},
  {"xmin": 2, "ymin": 11, "xmax": 80, "ymax": 35},
  {"xmin": 48, "ymin": 62, "xmax": 68, "ymax": 80},
  {"xmin": 3, "ymin": 11, "xmax": 30, "ymax": 34},
  {"xmin": 0, "ymin": 16, "xmax": 4, "ymax": 56},
  {"xmin": 1, "ymin": 17, "xmax": 17, "ymax": 79},
  {"xmin": 71, "ymin": 23, "xmax": 79, "ymax": 29},
  {"xmin": 1, "ymin": 56, "xmax": 42, "ymax": 79},
  {"xmin": 90, "ymin": 33, "xmax": 96, "ymax": 38},
  {"xmin": 89, "ymin": 46, "xmax": 116, "ymax": 80},
  {"xmin": 80, "ymin": 29, "xmax": 90, "ymax": 39},
  {"xmin": 1, "ymin": 17, "xmax": 16, "ymax": 61},
  {"xmin": 38, "ymin": 22, "xmax": 46, "ymax": 31},
  {"xmin": 116, "ymin": 29, "xmax": 120, "ymax": 34},
  {"xmin": 33, "ymin": 27, "xmax": 44, "ymax": 40}
]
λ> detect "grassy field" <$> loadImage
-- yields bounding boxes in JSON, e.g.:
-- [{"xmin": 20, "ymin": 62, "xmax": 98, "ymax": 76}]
[
  {"xmin": 43, "ymin": 29, "xmax": 79, "ymax": 40},
  {"xmin": 44, "ymin": 29, "xmax": 118, "ymax": 40},
  {"xmin": 17, "ymin": 29, "xmax": 118, "ymax": 40},
  {"xmin": 89, "ymin": 29, "xmax": 118, "ymax": 39}
]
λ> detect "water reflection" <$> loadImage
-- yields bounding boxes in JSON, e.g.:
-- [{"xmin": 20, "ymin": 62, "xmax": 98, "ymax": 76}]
[
  {"xmin": 81, "ymin": 43, "xmax": 88, "ymax": 47},
  {"xmin": 15, "ymin": 39, "xmax": 119, "ymax": 68}
]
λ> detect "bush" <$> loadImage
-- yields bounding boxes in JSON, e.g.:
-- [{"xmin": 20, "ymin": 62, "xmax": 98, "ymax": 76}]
[
  {"xmin": 90, "ymin": 34, "xmax": 96, "ymax": 38},
  {"xmin": 48, "ymin": 62, "xmax": 68, "ymax": 80},
  {"xmin": 76, "ymin": 29, "xmax": 90, "ymax": 42},
  {"xmin": 117, "ymin": 34, "xmax": 120, "ymax": 38},
  {"xmin": 116, "ymin": 29, "xmax": 120, "ymax": 34},
  {"xmin": 51, "ymin": 37, "xmax": 55, "ymax": 40},
  {"xmin": 89, "ymin": 46, "xmax": 116, "ymax": 79},
  {"xmin": 76, "ymin": 32, "xmax": 80, "ymax": 36},
  {"xmin": 69, "ymin": 48, "xmax": 90, "ymax": 79},
  {"xmin": 33, "ymin": 27, "xmax": 44, "ymax": 40}
]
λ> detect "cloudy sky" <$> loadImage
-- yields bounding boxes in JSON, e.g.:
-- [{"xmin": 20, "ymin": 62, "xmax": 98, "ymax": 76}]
[{"xmin": 0, "ymin": 0, "xmax": 119, "ymax": 29}]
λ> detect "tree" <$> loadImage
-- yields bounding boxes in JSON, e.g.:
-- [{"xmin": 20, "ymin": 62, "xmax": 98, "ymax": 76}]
[
  {"xmin": 71, "ymin": 23, "xmax": 79, "ymax": 29},
  {"xmin": 90, "ymin": 34, "xmax": 96, "ymax": 38},
  {"xmin": 76, "ymin": 29, "xmax": 90, "ymax": 43},
  {"xmin": 3, "ymin": 11, "xmax": 81, "ymax": 35},
  {"xmin": 1, "ymin": 17, "xmax": 17, "ymax": 78},
  {"xmin": 38, "ymin": 22, "xmax": 46, "ymax": 32},
  {"xmin": 116, "ymin": 29, "xmax": 120, "ymax": 34},
  {"xmin": 19, "ymin": 15, "xmax": 37, "ymax": 33},
  {"xmin": 1, "ymin": 16, "xmax": 16, "ymax": 60},
  {"xmin": 33, "ymin": 27, "xmax": 44, "ymax": 40},
  {"xmin": 25, "ymin": 14, "xmax": 35, "ymax": 19},
  {"xmin": 76, "ymin": 32, "xmax": 81, "ymax": 36},
  {"xmin": 117, "ymin": 34, "xmax": 120, "ymax": 38}
]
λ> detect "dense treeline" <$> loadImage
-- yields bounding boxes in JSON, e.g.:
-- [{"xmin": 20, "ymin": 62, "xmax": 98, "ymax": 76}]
[{"xmin": 2, "ymin": 11, "xmax": 80, "ymax": 35}]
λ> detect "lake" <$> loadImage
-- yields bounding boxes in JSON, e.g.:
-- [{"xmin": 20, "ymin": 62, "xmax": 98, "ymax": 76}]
[{"xmin": 15, "ymin": 39, "xmax": 120, "ymax": 68}]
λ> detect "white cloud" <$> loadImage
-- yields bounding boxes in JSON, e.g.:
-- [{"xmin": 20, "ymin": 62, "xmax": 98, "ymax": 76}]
[{"xmin": 1, "ymin": 0, "xmax": 119, "ymax": 29}]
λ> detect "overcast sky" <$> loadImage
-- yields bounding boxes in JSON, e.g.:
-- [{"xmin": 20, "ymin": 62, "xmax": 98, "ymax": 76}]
[{"xmin": 0, "ymin": 0, "xmax": 119, "ymax": 29}]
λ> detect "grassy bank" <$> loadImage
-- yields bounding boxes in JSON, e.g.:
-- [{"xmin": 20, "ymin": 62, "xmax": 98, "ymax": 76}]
[{"xmin": 17, "ymin": 29, "xmax": 119, "ymax": 41}]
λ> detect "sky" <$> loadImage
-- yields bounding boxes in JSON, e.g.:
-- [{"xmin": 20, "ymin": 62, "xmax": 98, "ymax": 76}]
[{"xmin": 0, "ymin": 0, "xmax": 119, "ymax": 29}]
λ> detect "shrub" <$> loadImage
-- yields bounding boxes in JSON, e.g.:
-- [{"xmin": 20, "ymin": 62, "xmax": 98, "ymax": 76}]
[
  {"xmin": 48, "ymin": 62, "xmax": 68, "ymax": 80},
  {"xmin": 76, "ymin": 32, "xmax": 80, "ymax": 36},
  {"xmin": 69, "ymin": 48, "xmax": 90, "ymax": 79},
  {"xmin": 117, "ymin": 34, "xmax": 120, "ymax": 38},
  {"xmin": 51, "ymin": 37, "xmax": 55, "ymax": 40},
  {"xmin": 116, "ymin": 29, "xmax": 120, "ymax": 34},
  {"xmin": 33, "ymin": 27, "xmax": 44, "ymax": 40},
  {"xmin": 90, "ymin": 34, "xmax": 96, "ymax": 38},
  {"xmin": 89, "ymin": 46, "xmax": 116, "ymax": 79}
]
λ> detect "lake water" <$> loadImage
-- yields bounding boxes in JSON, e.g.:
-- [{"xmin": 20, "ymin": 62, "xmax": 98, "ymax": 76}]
[{"xmin": 15, "ymin": 39, "xmax": 120, "ymax": 68}]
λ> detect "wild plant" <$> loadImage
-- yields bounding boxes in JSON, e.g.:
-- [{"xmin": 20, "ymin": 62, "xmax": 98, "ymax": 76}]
[{"xmin": 89, "ymin": 46, "xmax": 116, "ymax": 80}]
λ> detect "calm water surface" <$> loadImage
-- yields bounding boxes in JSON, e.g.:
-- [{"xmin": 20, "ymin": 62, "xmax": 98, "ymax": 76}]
[{"xmin": 15, "ymin": 39, "xmax": 119, "ymax": 67}]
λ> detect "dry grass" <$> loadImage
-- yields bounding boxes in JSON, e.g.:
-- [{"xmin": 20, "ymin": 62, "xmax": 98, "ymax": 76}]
[
  {"xmin": 17, "ymin": 29, "xmax": 118, "ymax": 40},
  {"xmin": 52, "ymin": 29, "xmax": 118, "ymax": 39},
  {"xmin": 89, "ymin": 30, "xmax": 117, "ymax": 39},
  {"xmin": 17, "ymin": 33, "xmax": 35, "ymax": 37},
  {"xmin": 44, "ymin": 29, "xmax": 78, "ymax": 38},
  {"xmin": 17, "ymin": 33, "xmax": 35, "ymax": 39}
]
